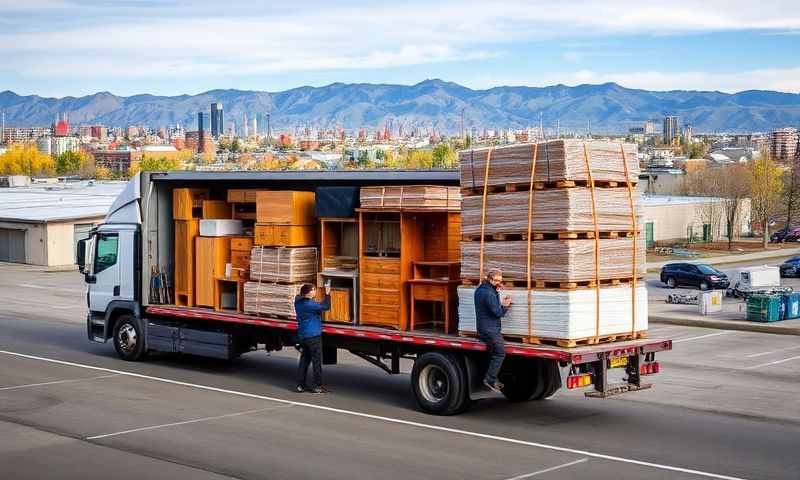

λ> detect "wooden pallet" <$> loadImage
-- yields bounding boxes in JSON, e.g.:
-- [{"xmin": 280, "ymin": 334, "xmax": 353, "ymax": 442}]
[
  {"xmin": 459, "ymin": 330, "xmax": 648, "ymax": 348},
  {"xmin": 460, "ymin": 276, "xmax": 643, "ymax": 289},
  {"xmin": 461, "ymin": 179, "xmax": 636, "ymax": 196},
  {"xmin": 461, "ymin": 231, "xmax": 638, "ymax": 242}
]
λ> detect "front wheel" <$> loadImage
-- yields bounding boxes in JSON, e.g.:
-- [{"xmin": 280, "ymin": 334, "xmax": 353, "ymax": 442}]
[
  {"xmin": 411, "ymin": 352, "xmax": 467, "ymax": 415},
  {"xmin": 113, "ymin": 314, "xmax": 147, "ymax": 361},
  {"xmin": 699, "ymin": 281, "xmax": 709, "ymax": 291},
  {"xmin": 666, "ymin": 277, "xmax": 676, "ymax": 288}
]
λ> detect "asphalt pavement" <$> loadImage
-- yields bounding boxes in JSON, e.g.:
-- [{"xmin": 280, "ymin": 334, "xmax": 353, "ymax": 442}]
[{"xmin": 0, "ymin": 264, "xmax": 798, "ymax": 480}]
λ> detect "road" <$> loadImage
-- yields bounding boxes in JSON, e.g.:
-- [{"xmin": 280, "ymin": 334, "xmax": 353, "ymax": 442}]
[{"xmin": 0, "ymin": 264, "xmax": 798, "ymax": 480}]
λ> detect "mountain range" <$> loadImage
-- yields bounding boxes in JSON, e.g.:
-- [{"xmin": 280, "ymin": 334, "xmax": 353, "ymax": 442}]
[{"xmin": 1, "ymin": 80, "xmax": 799, "ymax": 134}]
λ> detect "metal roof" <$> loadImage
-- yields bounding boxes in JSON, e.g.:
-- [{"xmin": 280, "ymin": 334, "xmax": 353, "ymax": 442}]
[
  {"xmin": 0, "ymin": 181, "xmax": 126, "ymax": 223},
  {"xmin": 147, "ymin": 169, "xmax": 460, "ymax": 185}
]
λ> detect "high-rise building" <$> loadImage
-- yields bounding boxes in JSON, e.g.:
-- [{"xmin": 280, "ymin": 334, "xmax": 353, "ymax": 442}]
[
  {"xmin": 768, "ymin": 127, "xmax": 799, "ymax": 162},
  {"xmin": 243, "ymin": 112, "xmax": 249, "ymax": 137},
  {"xmin": 663, "ymin": 116, "xmax": 680, "ymax": 144},
  {"xmin": 53, "ymin": 113, "xmax": 70, "ymax": 137},
  {"xmin": 252, "ymin": 115, "xmax": 257, "ymax": 137},
  {"xmin": 197, "ymin": 112, "xmax": 206, "ymax": 153},
  {"xmin": 644, "ymin": 121, "xmax": 658, "ymax": 136},
  {"xmin": 211, "ymin": 102, "xmax": 223, "ymax": 138}
]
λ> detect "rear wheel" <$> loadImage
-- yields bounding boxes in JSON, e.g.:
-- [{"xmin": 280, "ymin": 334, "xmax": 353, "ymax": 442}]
[
  {"xmin": 112, "ymin": 314, "xmax": 147, "ymax": 361},
  {"xmin": 532, "ymin": 361, "xmax": 561, "ymax": 400},
  {"xmin": 411, "ymin": 352, "xmax": 467, "ymax": 415}
]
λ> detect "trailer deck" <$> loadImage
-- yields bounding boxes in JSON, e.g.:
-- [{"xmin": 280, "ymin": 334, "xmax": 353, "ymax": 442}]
[{"xmin": 146, "ymin": 305, "xmax": 672, "ymax": 365}]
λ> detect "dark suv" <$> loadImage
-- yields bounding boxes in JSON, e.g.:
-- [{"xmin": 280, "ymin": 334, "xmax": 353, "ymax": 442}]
[
  {"xmin": 660, "ymin": 263, "xmax": 730, "ymax": 290},
  {"xmin": 780, "ymin": 257, "xmax": 800, "ymax": 278}
]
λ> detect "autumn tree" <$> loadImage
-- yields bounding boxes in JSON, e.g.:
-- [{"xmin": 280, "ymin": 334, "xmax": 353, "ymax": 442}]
[
  {"xmin": 0, "ymin": 144, "xmax": 55, "ymax": 177},
  {"xmin": 685, "ymin": 163, "xmax": 751, "ymax": 249},
  {"xmin": 432, "ymin": 143, "xmax": 457, "ymax": 168},
  {"xmin": 749, "ymin": 154, "xmax": 784, "ymax": 247},
  {"xmin": 784, "ymin": 151, "xmax": 800, "ymax": 229},
  {"xmin": 56, "ymin": 150, "xmax": 94, "ymax": 176}
]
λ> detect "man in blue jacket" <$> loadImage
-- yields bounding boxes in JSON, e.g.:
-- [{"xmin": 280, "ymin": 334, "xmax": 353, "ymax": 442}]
[
  {"xmin": 474, "ymin": 268, "xmax": 512, "ymax": 393},
  {"xmin": 294, "ymin": 283, "xmax": 331, "ymax": 394}
]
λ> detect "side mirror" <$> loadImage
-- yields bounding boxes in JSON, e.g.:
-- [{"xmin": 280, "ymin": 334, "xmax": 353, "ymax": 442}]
[
  {"xmin": 84, "ymin": 273, "xmax": 96, "ymax": 284},
  {"xmin": 77, "ymin": 239, "xmax": 87, "ymax": 273}
]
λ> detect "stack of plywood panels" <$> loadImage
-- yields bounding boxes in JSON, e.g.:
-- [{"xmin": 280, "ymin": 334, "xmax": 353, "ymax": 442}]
[
  {"xmin": 249, "ymin": 246, "xmax": 318, "ymax": 283},
  {"xmin": 243, "ymin": 282, "xmax": 303, "ymax": 318},
  {"xmin": 360, "ymin": 186, "xmax": 461, "ymax": 210},
  {"xmin": 457, "ymin": 140, "xmax": 645, "ymax": 344},
  {"xmin": 254, "ymin": 191, "xmax": 317, "ymax": 246}
]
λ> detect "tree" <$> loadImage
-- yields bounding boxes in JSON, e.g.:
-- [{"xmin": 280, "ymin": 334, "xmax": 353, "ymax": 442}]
[
  {"xmin": 0, "ymin": 144, "xmax": 55, "ymax": 177},
  {"xmin": 56, "ymin": 150, "xmax": 94, "ymax": 176},
  {"xmin": 749, "ymin": 154, "xmax": 784, "ymax": 247},
  {"xmin": 230, "ymin": 138, "xmax": 242, "ymax": 153},
  {"xmin": 139, "ymin": 156, "xmax": 181, "ymax": 172},
  {"xmin": 719, "ymin": 163, "xmax": 752, "ymax": 250},
  {"xmin": 688, "ymin": 142, "xmax": 709, "ymax": 159},
  {"xmin": 684, "ymin": 166, "xmax": 723, "ymax": 243},
  {"xmin": 95, "ymin": 166, "xmax": 112, "ymax": 180},
  {"xmin": 784, "ymin": 150, "xmax": 800, "ymax": 229},
  {"xmin": 432, "ymin": 143, "xmax": 457, "ymax": 168}
]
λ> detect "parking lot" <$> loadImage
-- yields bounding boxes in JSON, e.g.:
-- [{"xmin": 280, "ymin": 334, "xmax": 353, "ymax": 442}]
[{"xmin": 1, "ymin": 263, "xmax": 798, "ymax": 480}]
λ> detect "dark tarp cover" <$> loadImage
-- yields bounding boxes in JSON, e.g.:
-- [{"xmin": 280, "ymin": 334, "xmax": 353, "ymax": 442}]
[{"xmin": 315, "ymin": 186, "xmax": 360, "ymax": 218}]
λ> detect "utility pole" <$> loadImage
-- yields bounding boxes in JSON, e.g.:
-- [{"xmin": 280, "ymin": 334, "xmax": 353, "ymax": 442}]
[
  {"xmin": 539, "ymin": 112, "xmax": 544, "ymax": 140},
  {"xmin": 460, "ymin": 108, "xmax": 465, "ymax": 141},
  {"xmin": 556, "ymin": 119, "xmax": 560, "ymax": 139}
]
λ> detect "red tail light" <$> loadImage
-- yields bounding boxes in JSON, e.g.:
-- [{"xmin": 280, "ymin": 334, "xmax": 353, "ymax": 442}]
[
  {"xmin": 640, "ymin": 362, "xmax": 661, "ymax": 375},
  {"xmin": 567, "ymin": 374, "xmax": 593, "ymax": 389}
]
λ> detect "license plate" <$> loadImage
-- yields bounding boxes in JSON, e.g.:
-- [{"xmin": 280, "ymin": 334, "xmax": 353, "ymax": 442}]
[{"xmin": 609, "ymin": 356, "xmax": 628, "ymax": 368}]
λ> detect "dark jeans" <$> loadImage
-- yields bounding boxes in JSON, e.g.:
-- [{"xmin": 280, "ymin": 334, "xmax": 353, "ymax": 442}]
[
  {"xmin": 480, "ymin": 331, "xmax": 506, "ymax": 384},
  {"xmin": 297, "ymin": 335, "xmax": 323, "ymax": 388}
]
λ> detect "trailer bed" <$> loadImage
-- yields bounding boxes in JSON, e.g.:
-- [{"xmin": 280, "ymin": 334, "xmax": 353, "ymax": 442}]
[{"xmin": 145, "ymin": 305, "xmax": 672, "ymax": 364}]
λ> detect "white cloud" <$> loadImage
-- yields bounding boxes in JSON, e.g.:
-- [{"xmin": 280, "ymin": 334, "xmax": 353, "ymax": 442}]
[{"xmin": 464, "ymin": 67, "xmax": 800, "ymax": 93}]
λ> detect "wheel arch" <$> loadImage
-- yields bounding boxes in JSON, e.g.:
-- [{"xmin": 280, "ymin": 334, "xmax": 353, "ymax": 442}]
[{"xmin": 104, "ymin": 300, "xmax": 142, "ymax": 341}]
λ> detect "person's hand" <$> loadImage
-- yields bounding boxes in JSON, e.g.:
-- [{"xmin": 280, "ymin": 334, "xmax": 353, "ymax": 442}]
[
  {"xmin": 501, "ymin": 295, "xmax": 512, "ymax": 307},
  {"xmin": 325, "ymin": 286, "xmax": 331, "ymax": 295}
]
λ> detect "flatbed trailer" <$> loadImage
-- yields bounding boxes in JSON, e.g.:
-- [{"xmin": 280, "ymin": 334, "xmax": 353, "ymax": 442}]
[{"xmin": 80, "ymin": 171, "xmax": 671, "ymax": 415}]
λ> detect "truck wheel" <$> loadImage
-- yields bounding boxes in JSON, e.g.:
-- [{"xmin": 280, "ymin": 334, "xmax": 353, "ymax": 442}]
[
  {"xmin": 532, "ymin": 361, "xmax": 561, "ymax": 400},
  {"xmin": 113, "ymin": 314, "xmax": 147, "ymax": 361},
  {"xmin": 500, "ymin": 359, "xmax": 545, "ymax": 402},
  {"xmin": 411, "ymin": 352, "xmax": 466, "ymax": 415}
]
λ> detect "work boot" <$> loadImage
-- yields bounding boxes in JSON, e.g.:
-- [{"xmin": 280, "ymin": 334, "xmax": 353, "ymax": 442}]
[
  {"xmin": 295, "ymin": 384, "xmax": 306, "ymax": 393},
  {"xmin": 310, "ymin": 385, "xmax": 330, "ymax": 394},
  {"xmin": 483, "ymin": 379, "xmax": 504, "ymax": 393}
]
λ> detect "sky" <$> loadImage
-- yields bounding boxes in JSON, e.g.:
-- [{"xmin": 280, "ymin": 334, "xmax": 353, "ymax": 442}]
[{"xmin": 1, "ymin": 0, "xmax": 799, "ymax": 97}]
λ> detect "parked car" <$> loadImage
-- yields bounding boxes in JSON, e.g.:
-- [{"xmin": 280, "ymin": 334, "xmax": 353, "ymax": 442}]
[
  {"xmin": 770, "ymin": 226, "xmax": 798, "ymax": 243},
  {"xmin": 783, "ymin": 227, "xmax": 800, "ymax": 242},
  {"xmin": 660, "ymin": 263, "xmax": 730, "ymax": 290},
  {"xmin": 780, "ymin": 257, "xmax": 800, "ymax": 278}
]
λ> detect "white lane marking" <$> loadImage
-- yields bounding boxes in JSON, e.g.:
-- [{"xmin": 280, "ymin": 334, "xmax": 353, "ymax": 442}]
[
  {"xmin": 0, "ymin": 374, "xmax": 120, "ymax": 391},
  {"xmin": 0, "ymin": 349, "xmax": 749, "ymax": 480},
  {"xmin": 17, "ymin": 283, "xmax": 85, "ymax": 294},
  {"xmin": 672, "ymin": 331, "xmax": 734, "ymax": 343},
  {"xmin": 504, "ymin": 458, "xmax": 588, "ymax": 480},
  {"xmin": 746, "ymin": 355, "xmax": 800, "ymax": 370},
  {"xmin": 87, "ymin": 405, "xmax": 293, "ymax": 440},
  {"xmin": 745, "ymin": 345, "xmax": 800, "ymax": 358}
]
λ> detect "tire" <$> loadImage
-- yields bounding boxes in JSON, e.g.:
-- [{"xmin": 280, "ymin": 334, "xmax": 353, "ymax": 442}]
[
  {"xmin": 112, "ymin": 314, "xmax": 147, "ymax": 361},
  {"xmin": 411, "ymin": 352, "xmax": 466, "ymax": 415},
  {"xmin": 532, "ymin": 361, "xmax": 561, "ymax": 400},
  {"xmin": 666, "ymin": 277, "xmax": 676, "ymax": 289},
  {"xmin": 499, "ymin": 359, "xmax": 545, "ymax": 402},
  {"xmin": 699, "ymin": 281, "xmax": 709, "ymax": 291}
]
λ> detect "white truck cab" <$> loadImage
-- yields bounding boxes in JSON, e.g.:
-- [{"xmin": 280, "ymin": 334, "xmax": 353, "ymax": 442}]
[{"xmin": 77, "ymin": 176, "xmax": 144, "ymax": 358}]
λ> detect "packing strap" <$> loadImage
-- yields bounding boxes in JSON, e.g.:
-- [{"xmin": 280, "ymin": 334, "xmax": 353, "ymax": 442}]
[
  {"xmin": 619, "ymin": 144, "xmax": 638, "ymax": 336},
  {"xmin": 478, "ymin": 147, "xmax": 494, "ymax": 280},
  {"xmin": 582, "ymin": 143, "xmax": 602, "ymax": 339},
  {"xmin": 526, "ymin": 143, "xmax": 539, "ymax": 337}
]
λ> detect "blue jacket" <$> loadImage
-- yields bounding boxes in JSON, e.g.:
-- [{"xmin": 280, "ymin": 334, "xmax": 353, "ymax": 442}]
[
  {"xmin": 294, "ymin": 295, "xmax": 331, "ymax": 340},
  {"xmin": 474, "ymin": 281, "xmax": 507, "ymax": 335}
]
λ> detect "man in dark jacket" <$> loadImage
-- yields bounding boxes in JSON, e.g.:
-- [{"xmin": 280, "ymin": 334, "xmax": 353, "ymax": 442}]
[
  {"xmin": 294, "ymin": 283, "xmax": 331, "ymax": 393},
  {"xmin": 474, "ymin": 268, "xmax": 511, "ymax": 393}
]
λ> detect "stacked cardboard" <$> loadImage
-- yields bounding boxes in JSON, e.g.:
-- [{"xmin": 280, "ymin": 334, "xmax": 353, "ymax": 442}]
[
  {"xmin": 249, "ymin": 246, "xmax": 318, "ymax": 283},
  {"xmin": 457, "ymin": 140, "xmax": 645, "ymax": 343},
  {"xmin": 243, "ymin": 282, "xmax": 303, "ymax": 318},
  {"xmin": 360, "ymin": 185, "xmax": 461, "ymax": 210}
]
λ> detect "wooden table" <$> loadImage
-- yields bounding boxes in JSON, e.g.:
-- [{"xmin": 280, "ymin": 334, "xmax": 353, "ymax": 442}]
[
  {"xmin": 408, "ymin": 279, "xmax": 460, "ymax": 334},
  {"xmin": 214, "ymin": 276, "xmax": 245, "ymax": 313}
]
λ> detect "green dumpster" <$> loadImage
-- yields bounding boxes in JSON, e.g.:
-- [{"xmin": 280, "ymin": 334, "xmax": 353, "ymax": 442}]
[{"xmin": 746, "ymin": 295, "xmax": 783, "ymax": 322}]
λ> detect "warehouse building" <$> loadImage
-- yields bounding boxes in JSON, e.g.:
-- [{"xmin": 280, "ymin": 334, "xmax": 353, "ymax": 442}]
[
  {"xmin": 641, "ymin": 195, "xmax": 751, "ymax": 247},
  {"xmin": 0, "ymin": 180, "xmax": 125, "ymax": 266}
]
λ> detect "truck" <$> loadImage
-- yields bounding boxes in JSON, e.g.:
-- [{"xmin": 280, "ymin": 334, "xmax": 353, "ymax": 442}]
[
  {"xmin": 77, "ymin": 171, "xmax": 672, "ymax": 415},
  {"xmin": 726, "ymin": 265, "xmax": 793, "ymax": 299}
]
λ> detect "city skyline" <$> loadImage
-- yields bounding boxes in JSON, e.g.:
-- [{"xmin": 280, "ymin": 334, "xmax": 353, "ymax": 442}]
[{"xmin": 1, "ymin": 1, "xmax": 798, "ymax": 97}]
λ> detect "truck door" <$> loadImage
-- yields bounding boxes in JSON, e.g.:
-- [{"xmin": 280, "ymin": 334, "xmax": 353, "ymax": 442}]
[{"xmin": 89, "ymin": 232, "xmax": 120, "ymax": 314}]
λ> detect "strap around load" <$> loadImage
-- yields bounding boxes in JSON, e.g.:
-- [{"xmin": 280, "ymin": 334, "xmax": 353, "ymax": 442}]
[
  {"xmin": 619, "ymin": 144, "xmax": 638, "ymax": 336},
  {"xmin": 526, "ymin": 143, "xmax": 539, "ymax": 337},
  {"xmin": 582, "ymin": 143, "xmax": 602, "ymax": 339},
  {"xmin": 478, "ymin": 148, "xmax": 494, "ymax": 281}
]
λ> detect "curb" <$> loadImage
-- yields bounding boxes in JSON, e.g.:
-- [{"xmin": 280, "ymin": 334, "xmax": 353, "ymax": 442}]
[{"xmin": 649, "ymin": 315, "xmax": 800, "ymax": 336}]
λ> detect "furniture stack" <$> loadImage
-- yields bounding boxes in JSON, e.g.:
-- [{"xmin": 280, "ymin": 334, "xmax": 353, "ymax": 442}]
[
  {"xmin": 173, "ymin": 188, "xmax": 208, "ymax": 306},
  {"xmin": 358, "ymin": 186, "xmax": 461, "ymax": 331},
  {"xmin": 457, "ymin": 140, "xmax": 647, "ymax": 345},
  {"xmin": 243, "ymin": 191, "xmax": 319, "ymax": 319}
]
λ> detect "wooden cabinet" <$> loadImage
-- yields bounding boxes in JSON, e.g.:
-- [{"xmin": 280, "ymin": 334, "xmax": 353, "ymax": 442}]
[
  {"xmin": 195, "ymin": 237, "xmax": 231, "ymax": 307},
  {"xmin": 256, "ymin": 191, "xmax": 315, "ymax": 225},
  {"xmin": 227, "ymin": 189, "xmax": 260, "ymax": 203},
  {"xmin": 324, "ymin": 288, "xmax": 351, "ymax": 323},
  {"xmin": 254, "ymin": 225, "xmax": 316, "ymax": 246},
  {"xmin": 174, "ymin": 219, "xmax": 199, "ymax": 306},
  {"xmin": 360, "ymin": 257, "xmax": 402, "ymax": 329},
  {"xmin": 173, "ymin": 188, "xmax": 208, "ymax": 220},
  {"xmin": 202, "ymin": 200, "xmax": 231, "ymax": 219},
  {"xmin": 230, "ymin": 236, "xmax": 253, "ymax": 252}
]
